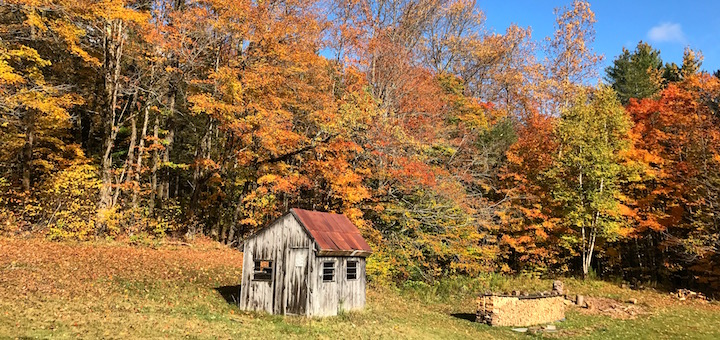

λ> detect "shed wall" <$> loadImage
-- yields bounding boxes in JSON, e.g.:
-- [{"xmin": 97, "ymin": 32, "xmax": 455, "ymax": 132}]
[
  {"xmin": 307, "ymin": 255, "xmax": 367, "ymax": 316},
  {"xmin": 338, "ymin": 257, "xmax": 366, "ymax": 311},
  {"xmin": 307, "ymin": 255, "xmax": 339, "ymax": 317},
  {"xmin": 239, "ymin": 214, "xmax": 312, "ymax": 314}
]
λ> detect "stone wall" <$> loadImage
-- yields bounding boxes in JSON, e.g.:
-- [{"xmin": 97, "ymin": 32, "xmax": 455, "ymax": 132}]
[{"xmin": 476, "ymin": 294, "xmax": 566, "ymax": 327}]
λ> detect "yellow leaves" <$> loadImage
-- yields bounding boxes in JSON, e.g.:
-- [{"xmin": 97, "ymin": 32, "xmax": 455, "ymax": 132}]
[
  {"xmin": 0, "ymin": 59, "xmax": 25, "ymax": 86},
  {"xmin": 257, "ymin": 173, "xmax": 298, "ymax": 194},
  {"xmin": 23, "ymin": 11, "xmax": 48, "ymax": 33},
  {"xmin": 37, "ymin": 163, "xmax": 101, "ymax": 240},
  {"xmin": 238, "ymin": 218, "xmax": 259, "ymax": 227},
  {"xmin": 7, "ymin": 45, "xmax": 50, "ymax": 69},
  {"xmin": 89, "ymin": 0, "xmax": 150, "ymax": 25},
  {"xmin": 50, "ymin": 19, "xmax": 99, "ymax": 66}
]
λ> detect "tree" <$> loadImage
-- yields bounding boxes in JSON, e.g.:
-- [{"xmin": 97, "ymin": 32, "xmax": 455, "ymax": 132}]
[
  {"xmin": 625, "ymin": 75, "xmax": 720, "ymax": 287},
  {"xmin": 681, "ymin": 48, "xmax": 703, "ymax": 78},
  {"xmin": 663, "ymin": 62, "xmax": 682, "ymax": 84},
  {"xmin": 605, "ymin": 41, "xmax": 663, "ymax": 104},
  {"xmin": 499, "ymin": 110, "xmax": 561, "ymax": 274},
  {"xmin": 0, "ymin": 2, "xmax": 84, "ymax": 194},
  {"xmin": 546, "ymin": 86, "xmax": 632, "ymax": 277},
  {"xmin": 543, "ymin": 0, "xmax": 602, "ymax": 112}
]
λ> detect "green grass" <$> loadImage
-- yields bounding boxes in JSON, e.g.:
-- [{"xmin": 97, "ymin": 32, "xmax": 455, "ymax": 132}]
[{"xmin": 1, "ymin": 238, "xmax": 720, "ymax": 339}]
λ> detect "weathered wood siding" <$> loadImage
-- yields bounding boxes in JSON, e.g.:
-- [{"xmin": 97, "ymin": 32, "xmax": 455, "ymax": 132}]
[
  {"xmin": 307, "ymin": 254, "xmax": 339, "ymax": 317},
  {"xmin": 306, "ymin": 255, "xmax": 366, "ymax": 316},
  {"xmin": 338, "ymin": 257, "xmax": 366, "ymax": 311},
  {"xmin": 239, "ymin": 214, "xmax": 311, "ymax": 314}
]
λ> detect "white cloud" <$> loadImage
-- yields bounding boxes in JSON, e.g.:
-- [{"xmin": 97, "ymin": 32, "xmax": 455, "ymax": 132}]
[{"xmin": 647, "ymin": 23, "xmax": 686, "ymax": 44}]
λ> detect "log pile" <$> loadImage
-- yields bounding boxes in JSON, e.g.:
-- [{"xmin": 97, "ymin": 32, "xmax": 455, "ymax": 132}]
[
  {"xmin": 675, "ymin": 289, "xmax": 708, "ymax": 301},
  {"xmin": 476, "ymin": 282, "xmax": 567, "ymax": 327}
]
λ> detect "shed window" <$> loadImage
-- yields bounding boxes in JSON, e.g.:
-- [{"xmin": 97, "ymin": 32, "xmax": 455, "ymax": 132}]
[
  {"xmin": 346, "ymin": 261, "xmax": 358, "ymax": 280},
  {"xmin": 322, "ymin": 261, "xmax": 335, "ymax": 282},
  {"xmin": 253, "ymin": 260, "xmax": 273, "ymax": 281}
]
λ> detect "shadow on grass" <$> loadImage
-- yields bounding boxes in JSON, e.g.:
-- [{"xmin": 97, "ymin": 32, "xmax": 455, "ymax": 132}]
[
  {"xmin": 215, "ymin": 285, "xmax": 241, "ymax": 305},
  {"xmin": 451, "ymin": 313, "xmax": 477, "ymax": 322}
]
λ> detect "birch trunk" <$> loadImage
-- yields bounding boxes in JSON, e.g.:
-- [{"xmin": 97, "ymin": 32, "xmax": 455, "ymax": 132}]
[{"xmin": 132, "ymin": 106, "xmax": 150, "ymax": 209}]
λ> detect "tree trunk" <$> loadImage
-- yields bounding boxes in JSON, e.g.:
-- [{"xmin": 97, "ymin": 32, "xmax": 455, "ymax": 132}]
[
  {"xmin": 99, "ymin": 19, "xmax": 126, "ymax": 224},
  {"xmin": 133, "ymin": 106, "xmax": 150, "ymax": 210},
  {"xmin": 112, "ymin": 93, "xmax": 138, "ymax": 207},
  {"xmin": 151, "ymin": 114, "xmax": 159, "ymax": 212},
  {"xmin": 21, "ymin": 111, "xmax": 35, "ymax": 192},
  {"xmin": 226, "ymin": 225, "xmax": 236, "ymax": 246},
  {"xmin": 583, "ymin": 227, "xmax": 597, "ymax": 278},
  {"xmin": 583, "ymin": 177, "xmax": 604, "ymax": 278},
  {"xmin": 219, "ymin": 222, "xmax": 228, "ymax": 243},
  {"xmin": 161, "ymin": 122, "xmax": 174, "ymax": 200}
]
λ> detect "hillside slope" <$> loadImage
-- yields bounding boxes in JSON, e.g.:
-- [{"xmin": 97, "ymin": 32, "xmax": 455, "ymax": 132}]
[{"xmin": 2, "ymin": 238, "xmax": 720, "ymax": 339}]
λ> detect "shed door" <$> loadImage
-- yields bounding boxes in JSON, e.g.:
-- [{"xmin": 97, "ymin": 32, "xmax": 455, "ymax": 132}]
[{"xmin": 285, "ymin": 248, "xmax": 308, "ymax": 315}]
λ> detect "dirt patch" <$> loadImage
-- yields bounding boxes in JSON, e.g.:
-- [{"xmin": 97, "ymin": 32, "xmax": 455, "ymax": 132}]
[{"xmin": 576, "ymin": 297, "xmax": 648, "ymax": 319}]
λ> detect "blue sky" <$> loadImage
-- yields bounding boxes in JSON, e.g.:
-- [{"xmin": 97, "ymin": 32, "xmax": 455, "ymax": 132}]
[{"xmin": 479, "ymin": 0, "xmax": 720, "ymax": 77}]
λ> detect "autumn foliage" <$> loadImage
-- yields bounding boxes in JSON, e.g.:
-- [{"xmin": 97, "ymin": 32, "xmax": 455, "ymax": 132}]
[{"xmin": 1, "ymin": 0, "xmax": 720, "ymax": 290}]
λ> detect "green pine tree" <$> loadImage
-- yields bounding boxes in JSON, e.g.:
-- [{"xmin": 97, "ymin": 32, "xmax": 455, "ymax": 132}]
[{"xmin": 605, "ymin": 41, "xmax": 663, "ymax": 104}]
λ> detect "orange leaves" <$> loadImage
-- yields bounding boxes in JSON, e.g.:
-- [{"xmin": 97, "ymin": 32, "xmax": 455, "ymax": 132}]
[
  {"xmin": 618, "ymin": 75, "xmax": 720, "ymax": 285},
  {"xmin": 257, "ymin": 173, "xmax": 308, "ymax": 195},
  {"xmin": 624, "ymin": 80, "xmax": 720, "ymax": 233}
]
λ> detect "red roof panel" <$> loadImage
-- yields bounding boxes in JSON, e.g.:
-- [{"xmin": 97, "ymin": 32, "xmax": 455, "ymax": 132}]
[{"xmin": 291, "ymin": 208, "xmax": 372, "ymax": 256}]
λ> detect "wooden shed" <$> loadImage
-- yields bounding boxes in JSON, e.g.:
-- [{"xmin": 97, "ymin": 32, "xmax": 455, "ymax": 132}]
[{"xmin": 239, "ymin": 208, "xmax": 373, "ymax": 317}]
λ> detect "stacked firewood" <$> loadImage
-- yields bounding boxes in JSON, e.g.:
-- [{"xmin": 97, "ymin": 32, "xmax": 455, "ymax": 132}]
[{"xmin": 675, "ymin": 289, "xmax": 708, "ymax": 301}]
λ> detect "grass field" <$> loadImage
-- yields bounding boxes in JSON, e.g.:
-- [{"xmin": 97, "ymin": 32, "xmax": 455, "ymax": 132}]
[{"xmin": 2, "ymin": 237, "xmax": 720, "ymax": 339}]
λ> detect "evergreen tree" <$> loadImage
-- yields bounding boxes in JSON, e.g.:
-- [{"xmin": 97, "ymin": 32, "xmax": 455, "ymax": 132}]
[
  {"xmin": 680, "ymin": 47, "xmax": 703, "ymax": 78},
  {"xmin": 605, "ymin": 41, "xmax": 663, "ymax": 104},
  {"xmin": 662, "ymin": 62, "xmax": 682, "ymax": 83}
]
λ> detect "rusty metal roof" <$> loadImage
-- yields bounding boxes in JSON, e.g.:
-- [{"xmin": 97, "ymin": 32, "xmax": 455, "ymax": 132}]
[{"xmin": 290, "ymin": 208, "xmax": 372, "ymax": 257}]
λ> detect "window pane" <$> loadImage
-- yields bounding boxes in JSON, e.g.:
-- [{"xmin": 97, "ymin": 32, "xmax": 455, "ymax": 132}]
[
  {"xmin": 322, "ymin": 262, "xmax": 334, "ymax": 282},
  {"xmin": 253, "ymin": 260, "xmax": 273, "ymax": 281},
  {"xmin": 347, "ymin": 261, "xmax": 357, "ymax": 280}
]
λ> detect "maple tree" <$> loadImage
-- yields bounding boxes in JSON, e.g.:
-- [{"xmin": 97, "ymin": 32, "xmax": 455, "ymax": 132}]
[
  {"xmin": 499, "ymin": 110, "xmax": 560, "ymax": 274},
  {"xmin": 624, "ymin": 72, "xmax": 720, "ymax": 287}
]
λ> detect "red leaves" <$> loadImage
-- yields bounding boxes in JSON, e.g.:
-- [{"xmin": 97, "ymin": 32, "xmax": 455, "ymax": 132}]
[{"xmin": 624, "ymin": 79, "xmax": 720, "ymax": 234}]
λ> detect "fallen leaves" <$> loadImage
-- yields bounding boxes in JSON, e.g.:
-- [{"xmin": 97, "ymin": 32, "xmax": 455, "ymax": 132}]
[{"xmin": 0, "ymin": 237, "xmax": 243, "ymax": 300}]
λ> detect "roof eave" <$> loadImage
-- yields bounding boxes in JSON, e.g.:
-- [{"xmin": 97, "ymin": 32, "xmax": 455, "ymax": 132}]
[{"xmin": 316, "ymin": 249, "xmax": 373, "ymax": 257}]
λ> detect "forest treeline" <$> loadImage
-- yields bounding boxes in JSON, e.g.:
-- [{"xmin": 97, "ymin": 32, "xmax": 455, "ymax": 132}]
[{"xmin": 1, "ymin": 0, "xmax": 720, "ymax": 290}]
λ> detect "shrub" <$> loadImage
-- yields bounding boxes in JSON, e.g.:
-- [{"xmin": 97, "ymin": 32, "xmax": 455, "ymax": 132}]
[{"xmin": 41, "ymin": 164, "xmax": 101, "ymax": 240}]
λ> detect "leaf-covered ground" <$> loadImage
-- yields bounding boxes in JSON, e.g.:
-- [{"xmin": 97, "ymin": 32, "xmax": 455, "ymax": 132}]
[{"xmin": 2, "ymin": 237, "xmax": 720, "ymax": 339}]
